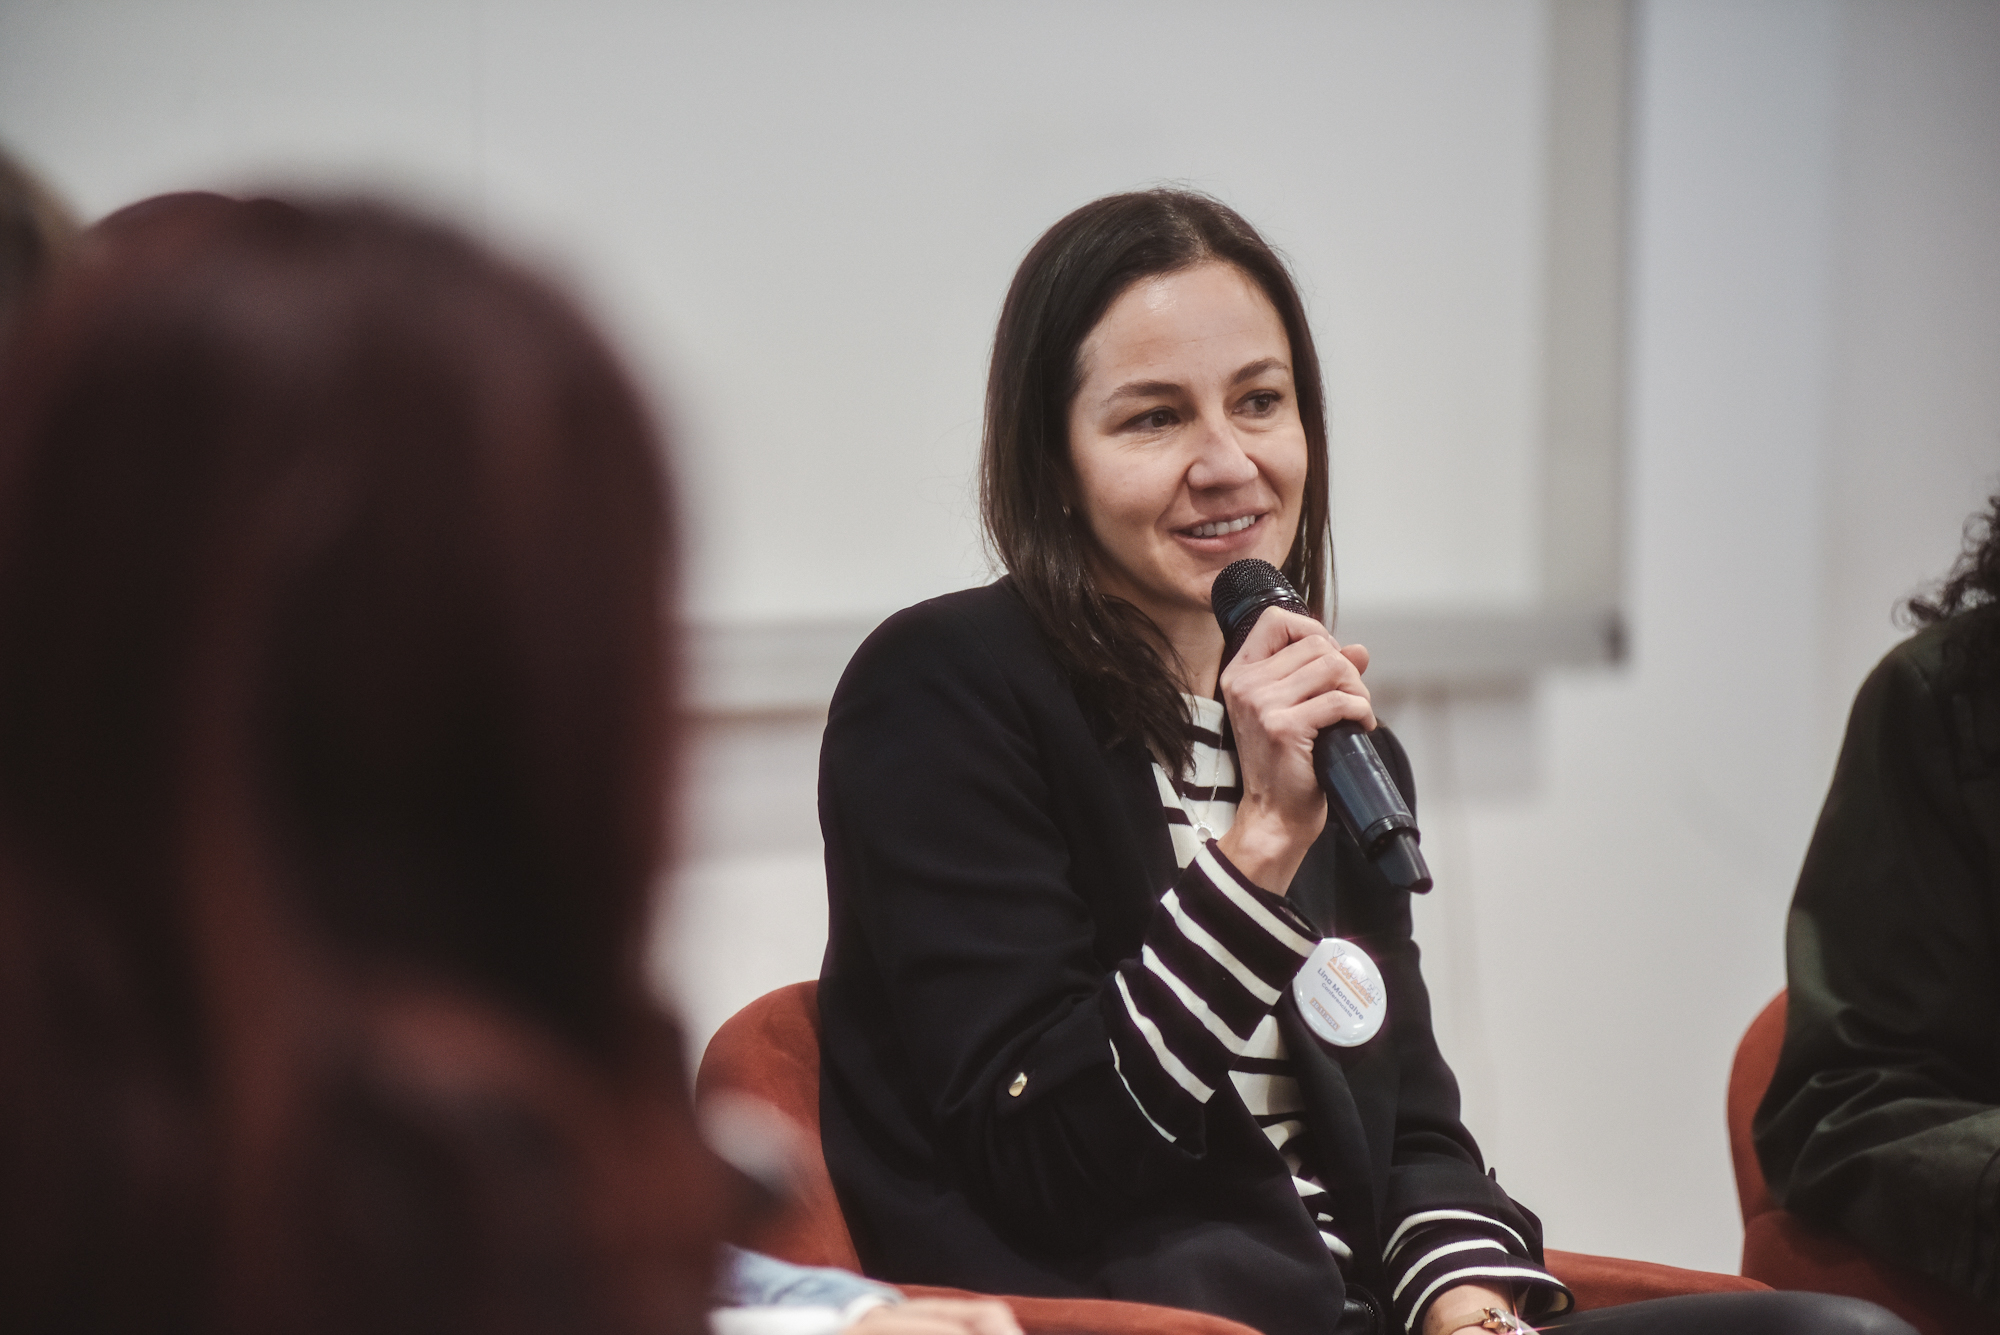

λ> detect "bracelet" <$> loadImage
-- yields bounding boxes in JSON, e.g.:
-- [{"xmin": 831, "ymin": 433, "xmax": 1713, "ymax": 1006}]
[{"xmin": 1436, "ymin": 1306, "xmax": 1534, "ymax": 1335}]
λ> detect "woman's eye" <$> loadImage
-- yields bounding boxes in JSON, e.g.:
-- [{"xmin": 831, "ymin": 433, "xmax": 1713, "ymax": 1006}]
[
  {"xmin": 1129, "ymin": 407, "xmax": 1177, "ymax": 431},
  {"xmin": 1242, "ymin": 391, "xmax": 1281, "ymax": 416}
]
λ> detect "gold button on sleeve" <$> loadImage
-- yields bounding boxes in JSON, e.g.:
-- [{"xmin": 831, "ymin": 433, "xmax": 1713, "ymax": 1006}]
[{"xmin": 1007, "ymin": 1072, "xmax": 1027, "ymax": 1097}]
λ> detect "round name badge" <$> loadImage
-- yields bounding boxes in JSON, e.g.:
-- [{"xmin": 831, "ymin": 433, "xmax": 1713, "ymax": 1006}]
[{"xmin": 1293, "ymin": 937, "xmax": 1387, "ymax": 1048}]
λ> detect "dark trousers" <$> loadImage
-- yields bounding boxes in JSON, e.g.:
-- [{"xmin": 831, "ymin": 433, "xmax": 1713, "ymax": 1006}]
[
  {"xmin": 1541, "ymin": 1291, "xmax": 1918, "ymax": 1335},
  {"xmin": 1338, "ymin": 1290, "xmax": 1916, "ymax": 1335}
]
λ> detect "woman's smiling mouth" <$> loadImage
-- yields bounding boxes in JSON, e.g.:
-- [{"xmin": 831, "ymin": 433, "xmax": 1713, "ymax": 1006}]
[{"xmin": 1182, "ymin": 513, "xmax": 1262, "ymax": 539}]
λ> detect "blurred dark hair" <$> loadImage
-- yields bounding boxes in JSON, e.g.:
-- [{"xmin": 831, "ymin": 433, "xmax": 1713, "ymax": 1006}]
[
  {"xmin": 0, "ymin": 196, "xmax": 725, "ymax": 1333},
  {"xmin": 0, "ymin": 145, "xmax": 78, "ymax": 337},
  {"xmin": 1904, "ymin": 489, "xmax": 2000, "ymax": 686},
  {"xmin": 980, "ymin": 189, "xmax": 1331, "ymax": 770}
]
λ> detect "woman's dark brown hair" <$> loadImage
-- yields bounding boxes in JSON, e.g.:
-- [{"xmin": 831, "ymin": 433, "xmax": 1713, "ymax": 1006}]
[
  {"xmin": 0, "ymin": 143, "xmax": 77, "ymax": 335},
  {"xmin": 1905, "ymin": 489, "xmax": 2000, "ymax": 686},
  {"xmin": 0, "ymin": 196, "xmax": 726, "ymax": 1333},
  {"xmin": 980, "ymin": 189, "xmax": 1332, "ymax": 770}
]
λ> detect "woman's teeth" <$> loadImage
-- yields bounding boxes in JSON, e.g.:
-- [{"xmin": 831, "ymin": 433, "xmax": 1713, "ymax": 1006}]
[{"xmin": 1187, "ymin": 515, "xmax": 1258, "ymax": 538}]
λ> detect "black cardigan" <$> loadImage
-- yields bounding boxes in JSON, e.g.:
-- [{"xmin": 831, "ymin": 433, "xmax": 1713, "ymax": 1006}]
[
  {"xmin": 817, "ymin": 580, "xmax": 1550, "ymax": 1335},
  {"xmin": 1755, "ymin": 619, "xmax": 2000, "ymax": 1315}
]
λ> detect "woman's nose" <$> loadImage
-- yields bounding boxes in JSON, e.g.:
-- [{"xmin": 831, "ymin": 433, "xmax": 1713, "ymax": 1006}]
[{"xmin": 1186, "ymin": 418, "xmax": 1260, "ymax": 490}]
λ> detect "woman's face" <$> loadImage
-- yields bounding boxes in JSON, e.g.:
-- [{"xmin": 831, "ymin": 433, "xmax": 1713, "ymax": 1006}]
[{"xmin": 1066, "ymin": 262, "xmax": 1309, "ymax": 643}]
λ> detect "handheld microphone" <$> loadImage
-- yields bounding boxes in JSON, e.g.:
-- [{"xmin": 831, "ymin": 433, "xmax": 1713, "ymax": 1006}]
[{"xmin": 1209, "ymin": 559, "xmax": 1433, "ymax": 893}]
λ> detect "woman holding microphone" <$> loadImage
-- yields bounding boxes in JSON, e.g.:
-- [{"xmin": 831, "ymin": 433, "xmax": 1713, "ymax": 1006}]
[{"xmin": 816, "ymin": 191, "xmax": 1899, "ymax": 1335}]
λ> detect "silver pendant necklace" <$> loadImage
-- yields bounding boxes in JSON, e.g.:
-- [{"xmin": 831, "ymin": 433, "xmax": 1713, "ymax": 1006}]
[
  {"xmin": 1189, "ymin": 753, "xmax": 1225, "ymax": 843},
  {"xmin": 1189, "ymin": 700, "xmax": 1231, "ymax": 843}
]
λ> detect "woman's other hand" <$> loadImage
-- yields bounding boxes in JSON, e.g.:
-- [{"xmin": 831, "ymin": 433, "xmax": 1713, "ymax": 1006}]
[
  {"xmin": 852, "ymin": 1299, "xmax": 1023, "ymax": 1335},
  {"xmin": 1216, "ymin": 605, "xmax": 1373, "ymax": 895},
  {"xmin": 1421, "ymin": 1284, "xmax": 1522, "ymax": 1335}
]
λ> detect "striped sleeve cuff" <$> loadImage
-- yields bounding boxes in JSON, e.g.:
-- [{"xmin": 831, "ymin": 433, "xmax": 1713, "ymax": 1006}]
[
  {"xmin": 1384, "ymin": 1211, "xmax": 1572, "ymax": 1335},
  {"xmin": 1103, "ymin": 840, "xmax": 1317, "ymax": 1145}
]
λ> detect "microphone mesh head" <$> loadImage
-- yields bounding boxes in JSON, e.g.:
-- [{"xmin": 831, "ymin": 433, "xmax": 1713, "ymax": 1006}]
[{"xmin": 1210, "ymin": 558, "xmax": 1305, "ymax": 635}]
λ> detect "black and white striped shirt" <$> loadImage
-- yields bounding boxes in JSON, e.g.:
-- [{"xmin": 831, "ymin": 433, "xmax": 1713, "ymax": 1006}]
[{"xmin": 1104, "ymin": 696, "xmax": 1569, "ymax": 1334}]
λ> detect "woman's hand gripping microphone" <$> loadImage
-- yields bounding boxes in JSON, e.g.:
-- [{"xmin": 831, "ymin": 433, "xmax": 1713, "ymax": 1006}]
[
  {"xmin": 1211, "ymin": 559, "xmax": 1432, "ymax": 894},
  {"xmin": 1213, "ymin": 592, "xmax": 1374, "ymax": 897}
]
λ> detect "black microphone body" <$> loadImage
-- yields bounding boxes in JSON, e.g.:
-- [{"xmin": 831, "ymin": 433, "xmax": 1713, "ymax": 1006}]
[{"xmin": 1209, "ymin": 559, "xmax": 1433, "ymax": 893}]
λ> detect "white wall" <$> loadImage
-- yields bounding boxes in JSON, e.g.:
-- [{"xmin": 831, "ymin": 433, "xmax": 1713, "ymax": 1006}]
[
  {"xmin": 1820, "ymin": 0, "xmax": 2000, "ymax": 734},
  {"xmin": 0, "ymin": 0, "xmax": 1559, "ymax": 623},
  {"xmin": 1402, "ymin": 0, "xmax": 2000, "ymax": 1273},
  {"xmin": 4, "ymin": 0, "xmax": 1998, "ymax": 1283},
  {"xmin": 1445, "ymin": 0, "xmax": 1845, "ymax": 1262},
  {"xmin": 666, "ymin": 0, "xmax": 2000, "ymax": 1277}
]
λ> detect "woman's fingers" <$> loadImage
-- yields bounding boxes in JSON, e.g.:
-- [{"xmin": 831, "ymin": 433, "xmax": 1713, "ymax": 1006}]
[
  {"xmin": 1282, "ymin": 681, "xmax": 1375, "ymax": 732},
  {"xmin": 1229, "ymin": 605, "xmax": 1333, "ymax": 665},
  {"xmin": 854, "ymin": 1300, "xmax": 1023, "ymax": 1335},
  {"xmin": 1215, "ymin": 606, "xmax": 1379, "ymax": 896},
  {"xmin": 1247, "ymin": 634, "xmax": 1371, "ymax": 705},
  {"xmin": 1223, "ymin": 620, "xmax": 1375, "ymax": 732},
  {"xmin": 850, "ymin": 1312, "xmax": 989, "ymax": 1335},
  {"xmin": 1224, "ymin": 608, "xmax": 1365, "ymax": 694}
]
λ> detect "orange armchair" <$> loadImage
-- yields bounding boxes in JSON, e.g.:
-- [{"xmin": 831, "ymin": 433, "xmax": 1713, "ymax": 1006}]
[
  {"xmin": 1727, "ymin": 990, "xmax": 1991, "ymax": 1335},
  {"xmin": 695, "ymin": 980, "xmax": 1260, "ymax": 1335},
  {"xmin": 697, "ymin": 982, "xmax": 1763, "ymax": 1334}
]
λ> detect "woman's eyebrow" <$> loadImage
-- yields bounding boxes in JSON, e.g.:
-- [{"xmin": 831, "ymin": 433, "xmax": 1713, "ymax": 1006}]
[
  {"xmin": 1099, "ymin": 378, "xmax": 1182, "ymax": 407},
  {"xmin": 1231, "ymin": 357, "xmax": 1290, "ymax": 385},
  {"xmin": 1099, "ymin": 358, "xmax": 1291, "ymax": 409}
]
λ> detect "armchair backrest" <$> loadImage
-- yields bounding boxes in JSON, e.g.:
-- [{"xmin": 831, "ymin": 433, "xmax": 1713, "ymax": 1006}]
[
  {"xmin": 1726, "ymin": 990, "xmax": 1787, "ymax": 1226},
  {"xmin": 1727, "ymin": 988, "xmax": 1994, "ymax": 1335},
  {"xmin": 695, "ymin": 980, "xmax": 863, "ymax": 1271}
]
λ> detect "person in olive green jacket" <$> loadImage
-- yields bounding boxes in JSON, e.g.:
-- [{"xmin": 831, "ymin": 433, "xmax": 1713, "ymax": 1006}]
[{"xmin": 1756, "ymin": 491, "xmax": 2000, "ymax": 1316}]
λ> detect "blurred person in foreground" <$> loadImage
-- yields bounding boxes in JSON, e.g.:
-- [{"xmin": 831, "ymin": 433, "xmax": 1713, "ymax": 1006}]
[
  {"xmin": 1758, "ymin": 491, "xmax": 2000, "ymax": 1317},
  {"xmin": 0, "ymin": 192, "xmax": 1014, "ymax": 1335},
  {"xmin": 0, "ymin": 190, "xmax": 727, "ymax": 1334}
]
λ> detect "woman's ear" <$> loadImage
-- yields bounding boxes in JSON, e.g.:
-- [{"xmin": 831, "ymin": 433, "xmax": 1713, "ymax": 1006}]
[{"xmin": 1051, "ymin": 469, "xmax": 1077, "ymax": 523}]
